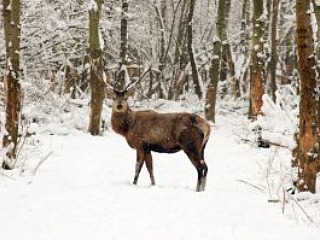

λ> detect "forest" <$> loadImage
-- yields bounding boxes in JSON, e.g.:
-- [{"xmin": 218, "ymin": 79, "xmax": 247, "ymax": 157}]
[
  {"xmin": 0, "ymin": 0, "xmax": 320, "ymax": 237},
  {"xmin": 1, "ymin": 0, "xmax": 320, "ymax": 238}
]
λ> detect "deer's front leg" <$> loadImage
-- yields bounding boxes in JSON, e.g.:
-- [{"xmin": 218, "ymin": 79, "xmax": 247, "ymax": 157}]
[{"xmin": 133, "ymin": 150, "xmax": 145, "ymax": 185}]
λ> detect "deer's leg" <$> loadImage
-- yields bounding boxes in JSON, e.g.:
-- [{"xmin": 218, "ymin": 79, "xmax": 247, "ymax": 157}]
[
  {"xmin": 133, "ymin": 150, "xmax": 145, "ymax": 185},
  {"xmin": 198, "ymin": 140, "xmax": 209, "ymax": 191},
  {"xmin": 183, "ymin": 154, "xmax": 207, "ymax": 191},
  {"xmin": 180, "ymin": 135, "xmax": 208, "ymax": 192},
  {"xmin": 196, "ymin": 161, "xmax": 208, "ymax": 192},
  {"xmin": 145, "ymin": 151, "xmax": 155, "ymax": 185}
]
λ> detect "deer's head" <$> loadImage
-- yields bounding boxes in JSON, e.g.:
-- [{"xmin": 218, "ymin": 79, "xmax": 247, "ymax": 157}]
[
  {"xmin": 105, "ymin": 86, "xmax": 135, "ymax": 113},
  {"xmin": 104, "ymin": 66, "xmax": 151, "ymax": 113}
]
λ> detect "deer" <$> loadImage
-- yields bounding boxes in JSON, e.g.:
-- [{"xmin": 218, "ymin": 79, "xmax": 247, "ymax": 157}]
[{"xmin": 104, "ymin": 68, "xmax": 211, "ymax": 192}]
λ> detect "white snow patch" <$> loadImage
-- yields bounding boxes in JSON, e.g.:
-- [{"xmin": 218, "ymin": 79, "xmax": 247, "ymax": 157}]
[
  {"xmin": 87, "ymin": 0, "xmax": 98, "ymax": 12},
  {"xmin": 1, "ymin": 100, "xmax": 320, "ymax": 240}
]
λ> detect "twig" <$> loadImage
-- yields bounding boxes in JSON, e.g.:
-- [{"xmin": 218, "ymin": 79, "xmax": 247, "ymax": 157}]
[
  {"xmin": 16, "ymin": 125, "xmax": 30, "ymax": 160},
  {"xmin": 32, "ymin": 150, "xmax": 53, "ymax": 175},
  {"xmin": 266, "ymin": 146, "xmax": 280, "ymax": 199},
  {"xmin": 237, "ymin": 179, "xmax": 265, "ymax": 193},
  {"xmin": 0, "ymin": 171, "xmax": 16, "ymax": 180},
  {"xmin": 240, "ymin": 138, "xmax": 291, "ymax": 149},
  {"xmin": 290, "ymin": 196, "xmax": 316, "ymax": 226},
  {"xmin": 281, "ymin": 184, "xmax": 286, "ymax": 213}
]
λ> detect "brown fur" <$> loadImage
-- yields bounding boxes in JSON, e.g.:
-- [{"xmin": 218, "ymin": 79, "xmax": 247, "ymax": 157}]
[{"xmin": 108, "ymin": 87, "xmax": 211, "ymax": 191}]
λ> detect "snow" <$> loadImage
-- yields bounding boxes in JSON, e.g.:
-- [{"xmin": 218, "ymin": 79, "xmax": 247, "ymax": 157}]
[
  {"xmin": 87, "ymin": 0, "xmax": 98, "ymax": 12},
  {"xmin": 253, "ymin": 93, "xmax": 297, "ymax": 148},
  {"xmin": 1, "ymin": 102, "xmax": 320, "ymax": 240},
  {"xmin": 254, "ymin": 44, "xmax": 260, "ymax": 51},
  {"xmin": 99, "ymin": 28, "xmax": 104, "ymax": 49}
]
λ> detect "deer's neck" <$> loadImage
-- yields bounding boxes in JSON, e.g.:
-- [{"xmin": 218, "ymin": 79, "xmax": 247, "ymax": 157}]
[{"xmin": 111, "ymin": 107, "xmax": 133, "ymax": 136}]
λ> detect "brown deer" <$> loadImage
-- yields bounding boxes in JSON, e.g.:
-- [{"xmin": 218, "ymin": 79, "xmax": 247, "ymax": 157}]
[{"xmin": 105, "ymin": 72, "xmax": 211, "ymax": 192}]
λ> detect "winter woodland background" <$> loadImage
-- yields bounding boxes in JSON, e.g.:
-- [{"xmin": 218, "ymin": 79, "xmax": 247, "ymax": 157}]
[{"xmin": 1, "ymin": 0, "xmax": 320, "ymax": 238}]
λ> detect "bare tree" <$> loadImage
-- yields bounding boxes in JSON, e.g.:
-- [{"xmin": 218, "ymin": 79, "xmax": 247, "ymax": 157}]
[
  {"xmin": 268, "ymin": 0, "xmax": 280, "ymax": 102},
  {"xmin": 187, "ymin": 0, "xmax": 202, "ymax": 99},
  {"xmin": 313, "ymin": 0, "xmax": 320, "ymax": 72},
  {"xmin": 2, "ymin": 0, "xmax": 22, "ymax": 169},
  {"xmin": 222, "ymin": 0, "xmax": 239, "ymax": 99},
  {"xmin": 205, "ymin": 0, "xmax": 226, "ymax": 123},
  {"xmin": 154, "ymin": 0, "xmax": 166, "ymax": 72},
  {"xmin": 171, "ymin": 0, "xmax": 190, "ymax": 100},
  {"xmin": 88, "ymin": 0, "xmax": 105, "ymax": 136},
  {"xmin": 249, "ymin": 0, "xmax": 265, "ymax": 119},
  {"xmin": 293, "ymin": 0, "xmax": 319, "ymax": 193},
  {"xmin": 238, "ymin": 0, "xmax": 251, "ymax": 96},
  {"xmin": 117, "ymin": 0, "xmax": 129, "ymax": 90}
]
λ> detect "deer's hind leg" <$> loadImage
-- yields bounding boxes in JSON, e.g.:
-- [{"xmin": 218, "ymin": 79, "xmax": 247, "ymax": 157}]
[
  {"xmin": 198, "ymin": 140, "xmax": 209, "ymax": 191},
  {"xmin": 196, "ymin": 160, "xmax": 208, "ymax": 192},
  {"xmin": 179, "ymin": 134, "xmax": 208, "ymax": 192},
  {"xmin": 145, "ymin": 151, "xmax": 155, "ymax": 185},
  {"xmin": 133, "ymin": 150, "xmax": 145, "ymax": 185}
]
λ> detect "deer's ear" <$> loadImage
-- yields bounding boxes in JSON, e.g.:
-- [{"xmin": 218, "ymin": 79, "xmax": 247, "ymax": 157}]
[
  {"xmin": 105, "ymin": 87, "xmax": 116, "ymax": 99},
  {"xmin": 125, "ymin": 86, "xmax": 135, "ymax": 98}
]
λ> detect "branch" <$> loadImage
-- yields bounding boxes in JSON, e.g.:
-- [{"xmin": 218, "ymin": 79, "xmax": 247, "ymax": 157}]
[
  {"xmin": 237, "ymin": 179, "xmax": 266, "ymax": 193},
  {"xmin": 291, "ymin": 196, "xmax": 317, "ymax": 226},
  {"xmin": 32, "ymin": 150, "xmax": 54, "ymax": 175}
]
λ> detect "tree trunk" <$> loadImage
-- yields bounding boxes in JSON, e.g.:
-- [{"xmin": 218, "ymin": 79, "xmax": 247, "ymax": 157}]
[
  {"xmin": 240, "ymin": 0, "xmax": 250, "ymax": 54},
  {"xmin": 239, "ymin": 0, "xmax": 251, "ymax": 96},
  {"xmin": 268, "ymin": 0, "xmax": 280, "ymax": 102},
  {"xmin": 170, "ymin": 0, "xmax": 189, "ymax": 100},
  {"xmin": 294, "ymin": 0, "xmax": 318, "ymax": 193},
  {"xmin": 118, "ymin": 0, "xmax": 129, "ymax": 91},
  {"xmin": 88, "ymin": 0, "xmax": 105, "ymax": 136},
  {"xmin": 219, "ymin": 0, "xmax": 228, "ymax": 94},
  {"xmin": 313, "ymin": 0, "xmax": 320, "ymax": 45},
  {"xmin": 313, "ymin": 0, "xmax": 320, "ymax": 74},
  {"xmin": 173, "ymin": 0, "xmax": 189, "ymax": 67},
  {"xmin": 226, "ymin": 43, "xmax": 239, "ymax": 98},
  {"xmin": 2, "ymin": 0, "xmax": 22, "ymax": 169},
  {"xmin": 204, "ymin": 0, "xmax": 226, "ymax": 123},
  {"xmin": 249, "ymin": 0, "xmax": 265, "ymax": 119},
  {"xmin": 154, "ymin": 0, "xmax": 166, "ymax": 72},
  {"xmin": 187, "ymin": 0, "xmax": 202, "ymax": 99},
  {"xmin": 224, "ymin": 0, "xmax": 239, "ymax": 99},
  {"xmin": 154, "ymin": 0, "xmax": 167, "ymax": 99}
]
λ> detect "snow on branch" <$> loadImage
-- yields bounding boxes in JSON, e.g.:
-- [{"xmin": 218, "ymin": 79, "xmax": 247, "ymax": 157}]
[
  {"xmin": 252, "ymin": 90, "xmax": 298, "ymax": 149},
  {"xmin": 87, "ymin": 0, "xmax": 98, "ymax": 12}
]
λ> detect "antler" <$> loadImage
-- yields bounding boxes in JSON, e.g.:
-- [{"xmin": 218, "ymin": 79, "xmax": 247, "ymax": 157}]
[
  {"xmin": 125, "ymin": 65, "xmax": 152, "ymax": 90},
  {"xmin": 97, "ymin": 64, "xmax": 152, "ymax": 93}
]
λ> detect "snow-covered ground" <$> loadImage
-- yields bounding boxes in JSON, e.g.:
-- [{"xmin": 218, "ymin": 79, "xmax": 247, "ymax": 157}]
[{"xmin": 1, "ymin": 104, "xmax": 320, "ymax": 240}]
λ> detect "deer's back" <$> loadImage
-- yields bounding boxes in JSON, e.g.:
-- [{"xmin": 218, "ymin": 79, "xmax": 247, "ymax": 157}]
[{"xmin": 125, "ymin": 110, "xmax": 210, "ymax": 153}]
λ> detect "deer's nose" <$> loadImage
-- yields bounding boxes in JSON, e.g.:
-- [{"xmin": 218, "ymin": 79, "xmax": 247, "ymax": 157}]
[{"xmin": 117, "ymin": 104, "xmax": 123, "ymax": 110}]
